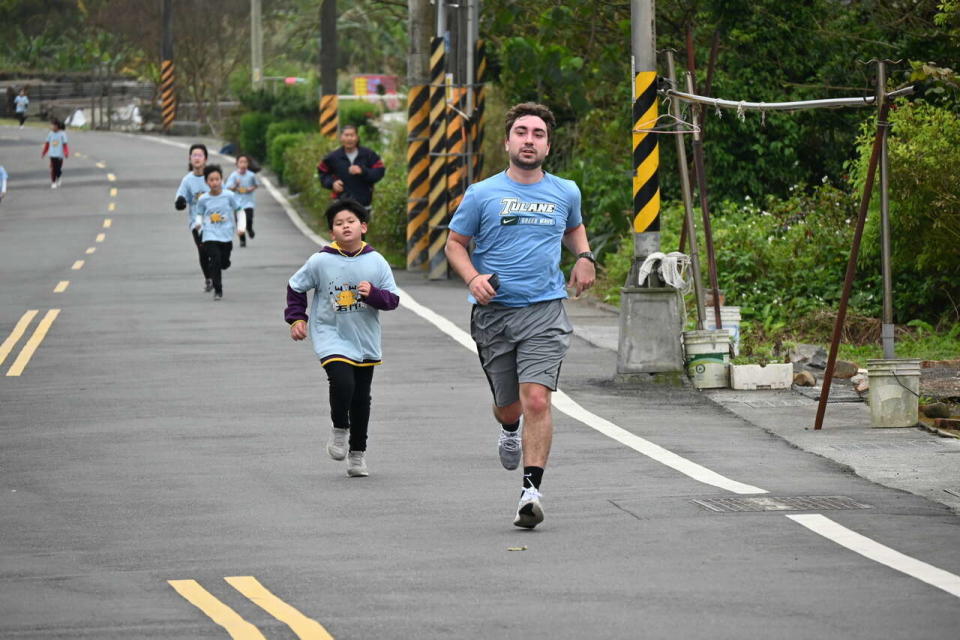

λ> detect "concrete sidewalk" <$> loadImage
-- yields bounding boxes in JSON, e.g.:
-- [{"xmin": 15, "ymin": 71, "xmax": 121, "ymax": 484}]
[{"xmin": 564, "ymin": 297, "xmax": 960, "ymax": 515}]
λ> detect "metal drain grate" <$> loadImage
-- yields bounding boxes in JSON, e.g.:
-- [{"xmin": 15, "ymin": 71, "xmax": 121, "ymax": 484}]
[{"xmin": 693, "ymin": 495, "xmax": 872, "ymax": 513}]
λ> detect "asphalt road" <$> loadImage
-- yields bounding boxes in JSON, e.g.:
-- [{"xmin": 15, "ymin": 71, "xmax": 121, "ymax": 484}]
[{"xmin": 1, "ymin": 125, "xmax": 959, "ymax": 639}]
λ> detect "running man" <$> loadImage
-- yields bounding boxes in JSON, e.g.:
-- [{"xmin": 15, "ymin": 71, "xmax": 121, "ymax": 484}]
[{"xmin": 444, "ymin": 102, "xmax": 596, "ymax": 529}]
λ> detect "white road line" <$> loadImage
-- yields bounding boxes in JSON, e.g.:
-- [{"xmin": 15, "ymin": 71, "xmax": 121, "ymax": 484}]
[{"xmin": 788, "ymin": 514, "xmax": 960, "ymax": 599}]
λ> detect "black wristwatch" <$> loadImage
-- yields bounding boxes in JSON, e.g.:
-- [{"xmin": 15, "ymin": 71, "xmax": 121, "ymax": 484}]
[{"xmin": 576, "ymin": 251, "xmax": 596, "ymax": 264}]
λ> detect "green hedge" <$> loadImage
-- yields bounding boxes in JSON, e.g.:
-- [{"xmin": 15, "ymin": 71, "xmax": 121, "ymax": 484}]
[
  {"xmin": 238, "ymin": 111, "xmax": 273, "ymax": 161},
  {"xmin": 269, "ymin": 132, "xmax": 307, "ymax": 184}
]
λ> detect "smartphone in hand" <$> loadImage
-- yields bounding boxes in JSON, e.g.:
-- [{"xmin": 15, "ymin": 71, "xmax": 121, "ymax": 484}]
[{"xmin": 488, "ymin": 273, "xmax": 500, "ymax": 291}]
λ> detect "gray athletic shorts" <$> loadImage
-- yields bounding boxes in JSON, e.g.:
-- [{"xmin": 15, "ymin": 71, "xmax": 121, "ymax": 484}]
[{"xmin": 470, "ymin": 299, "xmax": 573, "ymax": 407}]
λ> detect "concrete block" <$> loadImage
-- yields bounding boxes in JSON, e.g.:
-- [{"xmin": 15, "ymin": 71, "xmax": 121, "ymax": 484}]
[
  {"xmin": 730, "ymin": 363, "xmax": 794, "ymax": 390},
  {"xmin": 617, "ymin": 286, "xmax": 684, "ymax": 373}
]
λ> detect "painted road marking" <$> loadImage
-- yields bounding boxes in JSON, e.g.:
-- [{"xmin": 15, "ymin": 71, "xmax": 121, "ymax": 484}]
[
  {"xmin": 788, "ymin": 514, "xmax": 960, "ymax": 599},
  {"xmin": 96, "ymin": 233, "xmax": 106, "ymax": 242},
  {"xmin": 107, "ymin": 173, "xmax": 116, "ymax": 181},
  {"xmin": 226, "ymin": 576, "xmax": 334, "ymax": 640},
  {"xmin": 54, "ymin": 281, "xmax": 69, "ymax": 293},
  {"xmin": 397, "ymin": 291, "xmax": 767, "ymax": 495},
  {"xmin": 108, "ymin": 202, "xmax": 116, "ymax": 212},
  {"xmin": 168, "ymin": 580, "xmax": 266, "ymax": 640},
  {"xmin": 85, "ymin": 247, "xmax": 96, "ymax": 254},
  {"xmin": 110, "ymin": 187, "xmax": 117, "ymax": 196},
  {"xmin": 71, "ymin": 260, "xmax": 84, "ymax": 270},
  {"xmin": 103, "ymin": 218, "xmax": 112, "ymax": 228},
  {"xmin": 6, "ymin": 309, "xmax": 60, "ymax": 376},
  {"xmin": 0, "ymin": 310, "xmax": 39, "ymax": 367},
  {"xmin": 96, "ymin": 161, "xmax": 106, "ymax": 168}
]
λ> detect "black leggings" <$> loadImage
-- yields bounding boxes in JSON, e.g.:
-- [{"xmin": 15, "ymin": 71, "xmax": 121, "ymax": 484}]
[
  {"xmin": 192, "ymin": 228, "xmax": 211, "ymax": 279},
  {"xmin": 49, "ymin": 157, "xmax": 63, "ymax": 183},
  {"xmin": 17, "ymin": 113, "xmax": 26, "ymax": 126},
  {"xmin": 244, "ymin": 207, "xmax": 254, "ymax": 234},
  {"xmin": 323, "ymin": 362, "xmax": 374, "ymax": 452},
  {"xmin": 202, "ymin": 240, "xmax": 232, "ymax": 295}
]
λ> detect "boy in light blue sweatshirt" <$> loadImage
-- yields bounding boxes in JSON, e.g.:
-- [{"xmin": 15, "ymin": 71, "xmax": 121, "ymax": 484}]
[
  {"xmin": 194, "ymin": 165, "xmax": 244, "ymax": 300},
  {"xmin": 284, "ymin": 199, "xmax": 400, "ymax": 477},
  {"xmin": 224, "ymin": 154, "xmax": 260, "ymax": 247},
  {"xmin": 175, "ymin": 143, "xmax": 212, "ymax": 291}
]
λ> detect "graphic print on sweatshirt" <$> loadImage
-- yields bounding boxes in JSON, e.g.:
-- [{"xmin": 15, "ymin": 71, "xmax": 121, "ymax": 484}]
[{"xmin": 330, "ymin": 282, "xmax": 365, "ymax": 312}]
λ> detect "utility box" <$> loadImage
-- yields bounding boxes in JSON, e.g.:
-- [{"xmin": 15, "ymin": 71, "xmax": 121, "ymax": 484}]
[
  {"xmin": 729, "ymin": 363, "xmax": 794, "ymax": 390},
  {"xmin": 617, "ymin": 286, "xmax": 684, "ymax": 374}
]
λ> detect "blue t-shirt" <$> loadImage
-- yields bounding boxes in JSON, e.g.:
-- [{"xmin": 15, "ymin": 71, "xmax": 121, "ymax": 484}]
[
  {"xmin": 194, "ymin": 190, "xmax": 242, "ymax": 242},
  {"xmin": 224, "ymin": 170, "xmax": 259, "ymax": 209},
  {"xmin": 175, "ymin": 172, "xmax": 209, "ymax": 229},
  {"xmin": 45, "ymin": 131, "xmax": 68, "ymax": 159},
  {"xmin": 288, "ymin": 247, "xmax": 399, "ymax": 364},
  {"xmin": 15, "ymin": 95, "xmax": 29, "ymax": 113},
  {"xmin": 448, "ymin": 170, "xmax": 583, "ymax": 307}
]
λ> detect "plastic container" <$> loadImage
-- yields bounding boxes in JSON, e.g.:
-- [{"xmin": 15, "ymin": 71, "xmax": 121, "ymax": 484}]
[
  {"xmin": 683, "ymin": 329, "xmax": 731, "ymax": 389},
  {"xmin": 866, "ymin": 359, "xmax": 922, "ymax": 428},
  {"xmin": 703, "ymin": 306, "xmax": 742, "ymax": 356}
]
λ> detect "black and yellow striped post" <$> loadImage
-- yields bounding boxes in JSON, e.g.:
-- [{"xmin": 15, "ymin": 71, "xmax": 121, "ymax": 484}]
[
  {"xmin": 320, "ymin": 94, "xmax": 338, "ymax": 140},
  {"xmin": 632, "ymin": 70, "xmax": 660, "ymax": 236},
  {"xmin": 472, "ymin": 39, "xmax": 487, "ymax": 180},
  {"xmin": 406, "ymin": 84, "xmax": 430, "ymax": 270},
  {"xmin": 427, "ymin": 37, "xmax": 449, "ymax": 280},
  {"xmin": 160, "ymin": 0, "xmax": 175, "ymax": 133},
  {"xmin": 446, "ymin": 86, "xmax": 468, "ymax": 216},
  {"xmin": 160, "ymin": 60, "xmax": 176, "ymax": 132}
]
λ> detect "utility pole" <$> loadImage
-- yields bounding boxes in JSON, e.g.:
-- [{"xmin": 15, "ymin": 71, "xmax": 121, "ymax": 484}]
[
  {"xmin": 160, "ymin": 0, "xmax": 176, "ymax": 133},
  {"xmin": 251, "ymin": 0, "xmax": 264, "ymax": 90},
  {"xmin": 406, "ymin": 0, "xmax": 433, "ymax": 269},
  {"xmin": 319, "ymin": 0, "xmax": 338, "ymax": 138},
  {"xmin": 617, "ymin": 0, "xmax": 685, "ymax": 379}
]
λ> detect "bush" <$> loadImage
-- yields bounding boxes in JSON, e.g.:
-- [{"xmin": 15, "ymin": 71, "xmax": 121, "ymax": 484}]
[
  {"xmin": 239, "ymin": 111, "xmax": 272, "ymax": 162},
  {"xmin": 269, "ymin": 132, "xmax": 306, "ymax": 184},
  {"xmin": 851, "ymin": 100, "xmax": 960, "ymax": 323}
]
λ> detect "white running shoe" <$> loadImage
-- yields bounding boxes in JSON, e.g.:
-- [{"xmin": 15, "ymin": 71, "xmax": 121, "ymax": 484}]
[
  {"xmin": 326, "ymin": 427, "xmax": 348, "ymax": 460},
  {"xmin": 513, "ymin": 486, "xmax": 544, "ymax": 529},
  {"xmin": 50, "ymin": 182, "xmax": 57, "ymax": 189},
  {"xmin": 56, "ymin": 178, "xmax": 62, "ymax": 187},
  {"xmin": 346, "ymin": 451, "xmax": 368, "ymax": 477},
  {"xmin": 498, "ymin": 422, "xmax": 522, "ymax": 470}
]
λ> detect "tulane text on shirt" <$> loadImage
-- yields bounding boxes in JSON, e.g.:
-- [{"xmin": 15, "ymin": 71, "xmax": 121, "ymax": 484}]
[{"xmin": 498, "ymin": 198, "xmax": 557, "ymax": 215}]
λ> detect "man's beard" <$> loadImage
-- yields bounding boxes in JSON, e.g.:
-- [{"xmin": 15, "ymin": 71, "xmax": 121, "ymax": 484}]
[{"xmin": 510, "ymin": 150, "xmax": 543, "ymax": 171}]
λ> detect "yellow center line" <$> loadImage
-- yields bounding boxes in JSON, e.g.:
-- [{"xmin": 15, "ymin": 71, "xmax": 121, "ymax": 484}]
[
  {"xmin": 103, "ymin": 219, "xmax": 112, "ymax": 228},
  {"xmin": 110, "ymin": 187, "xmax": 118, "ymax": 197},
  {"xmin": 85, "ymin": 247, "xmax": 96, "ymax": 254},
  {"xmin": 0, "ymin": 310, "xmax": 38, "ymax": 367},
  {"xmin": 167, "ymin": 580, "xmax": 267, "ymax": 640},
  {"xmin": 107, "ymin": 173, "xmax": 116, "ymax": 182},
  {"xmin": 71, "ymin": 260, "xmax": 85, "ymax": 270},
  {"xmin": 108, "ymin": 202, "xmax": 116, "ymax": 212},
  {"xmin": 54, "ymin": 281, "xmax": 69, "ymax": 293},
  {"xmin": 225, "ymin": 576, "xmax": 334, "ymax": 640},
  {"xmin": 6, "ymin": 309, "xmax": 60, "ymax": 376},
  {"xmin": 96, "ymin": 233, "xmax": 106, "ymax": 242},
  {"xmin": 96, "ymin": 161, "xmax": 106, "ymax": 168}
]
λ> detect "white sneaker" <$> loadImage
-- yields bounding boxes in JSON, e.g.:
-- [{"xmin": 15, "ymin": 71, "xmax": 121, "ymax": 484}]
[
  {"xmin": 497, "ymin": 422, "xmax": 522, "ymax": 470},
  {"xmin": 50, "ymin": 182, "xmax": 57, "ymax": 189},
  {"xmin": 513, "ymin": 486, "xmax": 544, "ymax": 529},
  {"xmin": 56, "ymin": 178, "xmax": 62, "ymax": 187},
  {"xmin": 346, "ymin": 451, "xmax": 368, "ymax": 477},
  {"xmin": 326, "ymin": 427, "xmax": 347, "ymax": 460}
]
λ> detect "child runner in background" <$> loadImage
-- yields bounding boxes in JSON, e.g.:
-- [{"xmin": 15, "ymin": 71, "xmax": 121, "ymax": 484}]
[
  {"xmin": 40, "ymin": 118, "xmax": 68, "ymax": 189},
  {"xmin": 175, "ymin": 143, "xmax": 212, "ymax": 291},
  {"xmin": 284, "ymin": 199, "xmax": 400, "ymax": 478},
  {"xmin": 14, "ymin": 89, "xmax": 29, "ymax": 128},
  {"xmin": 193, "ymin": 165, "xmax": 244, "ymax": 301},
  {"xmin": 224, "ymin": 154, "xmax": 260, "ymax": 247}
]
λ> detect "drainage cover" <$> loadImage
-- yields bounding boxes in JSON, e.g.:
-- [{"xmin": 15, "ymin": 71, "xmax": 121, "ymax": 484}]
[{"xmin": 693, "ymin": 495, "xmax": 872, "ymax": 513}]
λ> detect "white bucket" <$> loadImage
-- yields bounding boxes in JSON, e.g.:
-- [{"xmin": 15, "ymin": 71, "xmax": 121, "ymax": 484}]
[
  {"xmin": 703, "ymin": 306, "xmax": 742, "ymax": 356},
  {"xmin": 866, "ymin": 359, "xmax": 922, "ymax": 428},
  {"xmin": 683, "ymin": 329, "xmax": 731, "ymax": 389}
]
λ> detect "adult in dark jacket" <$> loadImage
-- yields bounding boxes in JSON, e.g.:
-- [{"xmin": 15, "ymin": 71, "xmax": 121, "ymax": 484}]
[{"xmin": 316, "ymin": 125, "xmax": 385, "ymax": 208}]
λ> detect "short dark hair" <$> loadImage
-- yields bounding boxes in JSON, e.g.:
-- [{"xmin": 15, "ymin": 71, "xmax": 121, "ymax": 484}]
[
  {"xmin": 325, "ymin": 198, "xmax": 369, "ymax": 229},
  {"xmin": 203, "ymin": 164, "xmax": 222, "ymax": 181},
  {"xmin": 341, "ymin": 124, "xmax": 360, "ymax": 143},
  {"xmin": 188, "ymin": 143, "xmax": 208, "ymax": 170},
  {"xmin": 504, "ymin": 102, "xmax": 556, "ymax": 143}
]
